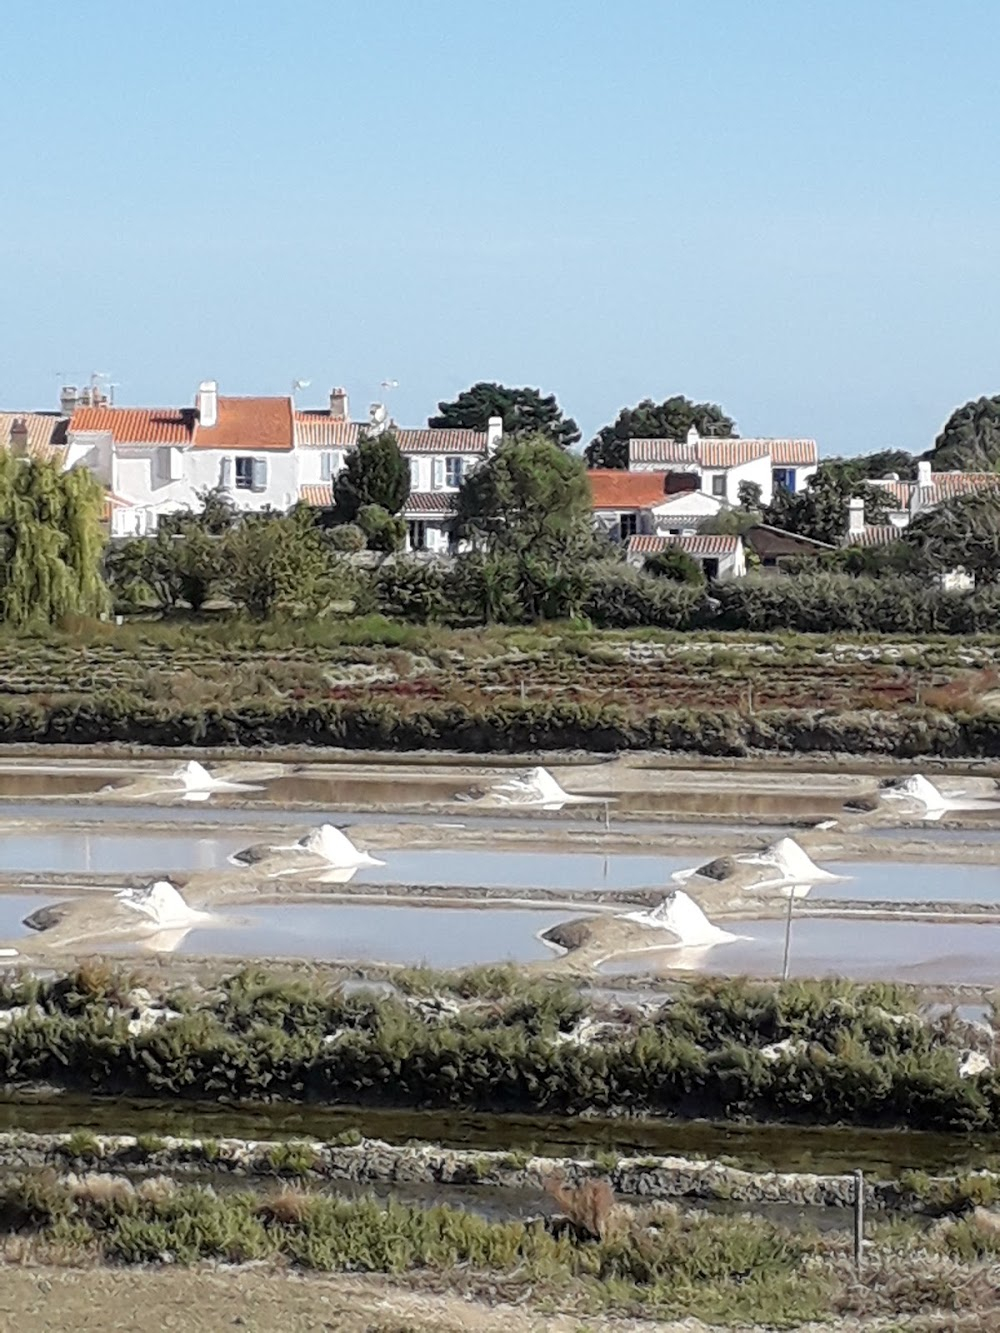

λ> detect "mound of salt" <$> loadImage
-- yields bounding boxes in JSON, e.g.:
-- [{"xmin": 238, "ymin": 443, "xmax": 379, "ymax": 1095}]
[
  {"xmin": 882, "ymin": 774, "xmax": 950, "ymax": 812},
  {"xmin": 622, "ymin": 890, "xmax": 737, "ymax": 947},
  {"xmin": 740, "ymin": 837, "xmax": 838, "ymax": 886},
  {"xmin": 484, "ymin": 767, "xmax": 609, "ymax": 811},
  {"xmin": 175, "ymin": 759, "xmax": 215, "ymax": 791},
  {"xmin": 298, "ymin": 824, "xmax": 384, "ymax": 869},
  {"xmin": 116, "ymin": 880, "xmax": 208, "ymax": 930}
]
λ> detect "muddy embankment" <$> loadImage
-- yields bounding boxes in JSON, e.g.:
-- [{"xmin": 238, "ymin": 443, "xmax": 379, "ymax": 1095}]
[{"xmin": 0, "ymin": 1130, "xmax": 992, "ymax": 1215}]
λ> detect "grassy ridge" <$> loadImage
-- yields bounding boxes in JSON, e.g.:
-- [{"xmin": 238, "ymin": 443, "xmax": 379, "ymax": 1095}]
[{"xmin": 1, "ymin": 968, "xmax": 997, "ymax": 1132}]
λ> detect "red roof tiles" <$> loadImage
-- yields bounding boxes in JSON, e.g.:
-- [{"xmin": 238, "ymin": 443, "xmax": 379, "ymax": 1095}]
[
  {"xmin": 629, "ymin": 437, "xmax": 818, "ymax": 467},
  {"xmin": 588, "ymin": 470, "xmax": 670, "ymax": 509},
  {"xmin": 628, "ymin": 534, "xmax": 740, "ymax": 556},
  {"xmin": 195, "ymin": 396, "xmax": 293, "ymax": 451},
  {"xmin": 69, "ymin": 406, "xmax": 195, "ymax": 445}
]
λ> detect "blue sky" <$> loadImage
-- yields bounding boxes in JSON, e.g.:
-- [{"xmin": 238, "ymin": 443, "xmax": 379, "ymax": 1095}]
[{"xmin": 4, "ymin": 0, "xmax": 1000, "ymax": 454}]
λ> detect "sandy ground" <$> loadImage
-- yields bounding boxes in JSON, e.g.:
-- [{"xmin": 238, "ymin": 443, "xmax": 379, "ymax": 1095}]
[{"xmin": 0, "ymin": 1264, "xmax": 906, "ymax": 1333}]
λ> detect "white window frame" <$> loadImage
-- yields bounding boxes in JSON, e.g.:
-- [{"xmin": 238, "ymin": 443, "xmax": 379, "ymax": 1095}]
[
  {"xmin": 445, "ymin": 456, "xmax": 464, "ymax": 488},
  {"xmin": 234, "ymin": 456, "xmax": 255, "ymax": 490},
  {"xmin": 320, "ymin": 450, "xmax": 341, "ymax": 482},
  {"xmin": 408, "ymin": 520, "xmax": 427, "ymax": 551}
]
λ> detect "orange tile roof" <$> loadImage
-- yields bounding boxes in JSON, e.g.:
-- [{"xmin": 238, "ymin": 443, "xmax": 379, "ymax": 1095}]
[
  {"xmin": 294, "ymin": 414, "xmax": 361, "ymax": 448},
  {"xmin": 845, "ymin": 525, "xmax": 901, "ymax": 548},
  {"xmin": 868, "ymin": 479, "xmax": 915, "ymax": 509},
  {"xmin": 588, "ymin": 470, "xmax": 670, "ymax": 509},
  {"xmin": 195, "ymin": 396, "xmax": 293, "ymax": 451},
  {"xmin": 0, "ymin": 413, "xmax": 68, "ymax": 462},
  {"xmin": 69, "ymin": 406, "xmax": 196, "ymax": 444},
  {"xmin": 298, "ymin": 485, "xmax": 334, "ymax": 507},
  {"xmin": 396, "ymin": 428, "xmax": 487, "ymax": 455},
  {"xmin": 630, "ymin": 437, "xmax": 818, "ymax": 467},
  {"xmin": 404, "ymin": 492, "xmax": 457, "ymax": 515},
  {"xmin": 628, "ymin": 534, "xmax": 741, "ymax": 556},
  {"xmin": 918, "ymin": 472, "xmax": 1000, "ymax": 503}
]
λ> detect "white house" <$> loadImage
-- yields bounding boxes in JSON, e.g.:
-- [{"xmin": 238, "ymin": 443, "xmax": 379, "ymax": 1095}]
[
  {"xmin": 588, "ymin": 470, "xmax": 724, "ymax": 544},
  {"xmin": 294, "ymin": 389, "xmax": 502, "ymax": 553},
  {"xmin": 626, "ymin": 533, "xmax": 746, "ymax": 580},
  {"xmin": 628, "ymin": 427, "xmax": 818, "ymax": 505},
  {"xmin": 865, "ymin": 459, "xmax": 1000, "ymax": 529},
  {"xmin": 66, "ymin": 382, "xmax": 297, "ymax": 535}
]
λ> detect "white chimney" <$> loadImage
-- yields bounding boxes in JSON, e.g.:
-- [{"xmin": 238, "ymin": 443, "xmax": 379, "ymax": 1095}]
[
  {"xmin": 686, "ymin": 424, "xmax": 699, "ymax": 446},
  {"xmin": 9, "ymin": 419, "xmax": 28, "ymax": 458},
  {"xmin": 847, "ymin": 496, "xmax": 866, "ymax": 535},
  {"xmin": 329, "ymin": 387, "xmax": 349, "ymax": 421},
  {"xmin": 917, "ymin": 460, "xmax": 932, "ymax": 488},
  {"xmin": 197, "ymin": 379, "xmax": 218, "ymax": 429},
  {"xmin": 486, "ymin": 415, "xmax": 503, "ymax": 454},
  {"xmin": 59, "ymin": 385, "xmax": 79, "ymax": 416}
]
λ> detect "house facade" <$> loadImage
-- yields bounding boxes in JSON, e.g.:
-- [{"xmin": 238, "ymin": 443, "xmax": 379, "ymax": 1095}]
[
  {"xmin": 293, "ymin": 390, "xmax": 502, "ymax": 554},
  {"xmin": 62, "ymin": 382, "xmax": 503, "ymax": 547},
  {"xmin": 588, "ymin": 470, "xmax": 724, "ymax": 544},
  {"xmin": 66, "ymin": 383, "xmax": 297, "ymax": 535},
  {"xmin": 625, "ymin": 533, "xmax": 746, "ymax": 580},
  {"xmin": 627, "ymin": 427, "xmax": 818, "ymax": 505}
]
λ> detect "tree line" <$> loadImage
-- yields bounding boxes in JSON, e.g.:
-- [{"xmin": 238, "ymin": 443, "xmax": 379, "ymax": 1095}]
[{"xmin": 430, "ymin": 380, "xmax": 1000, "ymax": 475}]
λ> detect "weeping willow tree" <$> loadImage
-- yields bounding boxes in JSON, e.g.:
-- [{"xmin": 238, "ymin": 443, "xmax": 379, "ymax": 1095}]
[{"xmin": 0, "ymin": 455, "xmax": 109, "ymax": 626}]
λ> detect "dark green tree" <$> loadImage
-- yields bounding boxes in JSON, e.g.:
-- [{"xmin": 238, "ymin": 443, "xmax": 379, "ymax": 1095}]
[
  {"xmin": 644, "ymin": 547, "xmax": 706, "ymax": 585},
  {"xmin": 902, "ymin": 487, "xmax": 1000, "ymax": 584},
  {"xmin": 429, "ymin": 383, "xmax": 580, "ymax": 449},
  {"xmin": 585, "ymin": 396, "xmax": 737, "ymax": 469},
  {"xmin": 928, "ymin": 397, "xmax": 1000, "ymax": 472},
  {"xmin": 356, "ymin": 503, "xmax": 406, "ymax": 553},
  {"xmin": 333, "ymin": 432, "xmax": 410, "ymax": 521},
  {"xmin": 764, "ymin": 472, "xmax": 892, "ymax": 546},
  {"xmin": 820, "ymin": 450, "xmax": 918, "ymax": 484},
  {"xmin": 455, "ymin": 434, "xmax": 592, "ymax": 557}
]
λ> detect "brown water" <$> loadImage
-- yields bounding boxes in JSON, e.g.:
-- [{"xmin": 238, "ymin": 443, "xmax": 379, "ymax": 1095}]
[
  {"xmin": 0, "ymin": 773, "xmax": 125, "ymax": 798},
  {"xmin": 3, "ymin": 1092, "xmax": 1000, "ymax": 1177},
  {"xmin": 601, "ymin": 789, "xmax": 854, "ymax": 819},
  {"xmin": 263, "ymin": 775, "xmax": 474, "ymax": 806}
]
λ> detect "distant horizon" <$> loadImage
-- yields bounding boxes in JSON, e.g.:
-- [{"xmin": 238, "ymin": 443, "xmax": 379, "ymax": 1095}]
[{"xmin": 4, "ymin": 1, "xmax": 999, "ymax": 460}]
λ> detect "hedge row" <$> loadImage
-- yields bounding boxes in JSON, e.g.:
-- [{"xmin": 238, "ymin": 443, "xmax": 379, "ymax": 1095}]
[
  {"xmin": 0, "ymin": 970, "xmax": 991, "ymax": 1133},
  {"xmin": 1, "ymin": 692, "xmax": 999, "ymax": 756}
]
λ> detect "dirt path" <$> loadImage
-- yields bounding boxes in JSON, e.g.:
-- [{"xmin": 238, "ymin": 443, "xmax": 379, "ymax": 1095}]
[{"xmin": 0, "ymin": 1265, "xmax": 712, "ymax": 1333}]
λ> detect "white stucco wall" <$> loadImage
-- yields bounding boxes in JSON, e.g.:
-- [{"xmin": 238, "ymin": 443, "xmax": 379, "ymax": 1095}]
[{"xmin": 109, "ymin": 446, "xmax": 299, "ymax": 527}]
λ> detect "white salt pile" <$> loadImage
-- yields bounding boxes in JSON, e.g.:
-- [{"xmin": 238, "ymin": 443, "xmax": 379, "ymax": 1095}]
[
  {"xmin": 171, "ymin": 760, "xmax": 258, "ymax": 802},
  {"xmin": 116, "ymin": 880, "xmax": 209, "ymax": 930},
  {"xmin": 621, "ymin": 890, "xmax": 737, "ymax": 946},
  {"xmin": 479, "ymin": 767, "xmax": 610, "ymax": 812},
  {"xmin": 740, "ymin": 837, "xmax": 839, "ymax": 887},
  {"xmin": 298, "ymin": 824, "xmax": 384, "ymax": 869},
  {"xmin": 881, "ymin": 774, "xmax": 951, "ymax": 817},
  {"xmin": 878, "ymin": 773, "xmax": 1000, "ymax": 820}
]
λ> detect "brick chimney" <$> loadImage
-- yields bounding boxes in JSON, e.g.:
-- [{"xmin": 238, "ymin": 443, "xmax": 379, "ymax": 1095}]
[
  {"xmin": 9, "ymin": 418, "xmax": 28, "ymax": 458},
  {"xmin": 329, "ymin": 387, "xmax": 349, "ymax": 421}
]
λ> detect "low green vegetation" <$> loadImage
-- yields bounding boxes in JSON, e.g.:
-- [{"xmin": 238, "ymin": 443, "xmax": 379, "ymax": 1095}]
[
  {"xmin": 1, "ymin": 968, "xmax": 997, "ymax": 1134},
  {"xmin": 2, "ymin": 1170, "xmax": 1000, "ymax": 1324}
]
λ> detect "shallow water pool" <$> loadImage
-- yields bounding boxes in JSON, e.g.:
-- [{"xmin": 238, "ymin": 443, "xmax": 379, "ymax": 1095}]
[
  {"xmin": 600, "ymin": 916, "xmax": 1000, "ymax": 985},
  {"xmin": 816, "ymin": 861, "xmax": 1000, "ymax": 904},
  {"xmin": 0, "ymin": 832, "xmax": 250, "ymax": 874},
  {"xmin": 169, "ymin": 904, "xmax": 584, "ymax": 966}
]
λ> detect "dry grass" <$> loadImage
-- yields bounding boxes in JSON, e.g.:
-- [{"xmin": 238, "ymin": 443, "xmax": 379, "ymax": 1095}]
[
  {"xmin": 257, "ymin": 1184, "xmax": 313, "ymax": 1226},
  {"xmin": 542, "ymin": 1173, "xmax": 616, "ymax": 1241},
  {"xmin": 67, "ymin": 1173, "xmax": 134, "ymax": 1206},
  {"xmin": 834, "ymin": 1253, "xmax": 1000, "ymax": 1318}
]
